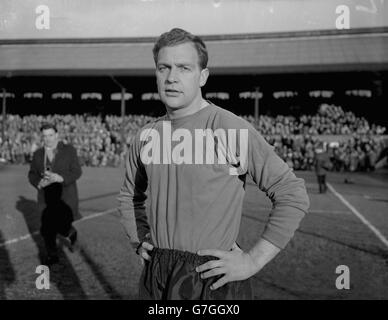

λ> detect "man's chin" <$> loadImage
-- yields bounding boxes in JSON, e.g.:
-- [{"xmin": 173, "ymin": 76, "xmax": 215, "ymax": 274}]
[{"xmin": 162, "ymin": 99, "xmax": 185, "ymax": 110}]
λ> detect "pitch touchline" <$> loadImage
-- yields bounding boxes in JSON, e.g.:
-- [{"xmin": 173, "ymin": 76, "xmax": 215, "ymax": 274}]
[
  {"xmin": 0, "ymin": 202, "xmax": 363, "ymax": 249},
  {"xmin": 0, "ymin": 208, "xmax": 118, "ymax": 248},
  {"xmin": 74, "ymin": 208, "xmax": 118, "ymax": 223},
  {"xmin": 327, "ymin": 182, "xmax": 388, "ymax": 249},
  {"xmin": 0, "ymin": 205, "xmax": 350, "ymax": 248}
]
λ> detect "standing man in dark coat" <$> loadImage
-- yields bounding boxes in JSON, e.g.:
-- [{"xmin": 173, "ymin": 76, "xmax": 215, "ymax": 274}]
[
  {"xmin": 28, "ymin": 123, "xmax": 82, "ymax": 265},
  {"xmin": 314, "ymin": 142, "xmax": 332, "ymax": 193}
]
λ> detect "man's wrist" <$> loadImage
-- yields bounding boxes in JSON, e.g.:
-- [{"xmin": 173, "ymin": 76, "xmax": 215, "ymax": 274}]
[
  {"xmin": 248, "ymin": 238, "xmax": 281, "ymax": 272},
  {"xmin": 247, "ymin": 252, "xmax": 265, "ymax": 273},
  {"xmin": 135, "ymin": 242, "xmax": 143, "ymax": 255}
]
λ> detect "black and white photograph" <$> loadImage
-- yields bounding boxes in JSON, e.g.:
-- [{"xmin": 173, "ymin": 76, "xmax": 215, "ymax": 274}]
[{"xmin": 0, "ymin": 0, "xmax": 387, "ymax": 305}]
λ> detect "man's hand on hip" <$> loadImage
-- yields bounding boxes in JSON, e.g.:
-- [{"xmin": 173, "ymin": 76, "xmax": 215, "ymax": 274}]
[
  {"xmin": 137, "ymin": 241, "xmax": 154, "ymax": 266},
  {"xmin": 196, "ymin": 245, "xmax": 260, "ymax": 290},
  {"xmin": 196, "ymin": 238, "xmax": 281, "ymax": 290}
]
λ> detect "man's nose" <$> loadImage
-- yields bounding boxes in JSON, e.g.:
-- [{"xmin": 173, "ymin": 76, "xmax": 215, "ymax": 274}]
[{"xmin": 166, "ymin": 68, "xmax": 178, "ymax": 83}]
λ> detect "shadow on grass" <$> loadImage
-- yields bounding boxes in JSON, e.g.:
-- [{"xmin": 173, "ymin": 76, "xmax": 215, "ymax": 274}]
[
  {"xmin": 242, "ymin": 212, "xmax": 388, "ymax": 259},
  {"xmin": 16, "ymin": 196, "xmax": 88, "ymax": 299},
  {"xmin": 0, "ymin": 230, "xmax": 16, "ymax": 300},
  {"xmin": 15, "ymin": 195, "xmax": 128, "ymax": 299}
]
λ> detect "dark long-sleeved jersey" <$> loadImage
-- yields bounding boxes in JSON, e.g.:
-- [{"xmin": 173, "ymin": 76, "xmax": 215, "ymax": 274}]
[{"xmin": 118, "ymin": 104, "xmax": 310, "ymax": 252}]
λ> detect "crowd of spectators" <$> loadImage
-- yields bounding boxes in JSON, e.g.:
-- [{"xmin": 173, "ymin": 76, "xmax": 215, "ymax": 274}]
[
  {"xmin": 0, "ymin": 104, "xmax": 386, "ymax": 172},
  {"xmin": 0, "ymin": 114, "xmax": 153, "ymax": 168},
  {"xmin": 242, "ymin": 104, "xmax": 386, "ymax": 136},
  {"xmin": 241, "ymin": 104, "xmax": 386, "ymax": 171},
  {"xmin": 264, "ymin": 134, "xmax": 383, "ymax": 172}
]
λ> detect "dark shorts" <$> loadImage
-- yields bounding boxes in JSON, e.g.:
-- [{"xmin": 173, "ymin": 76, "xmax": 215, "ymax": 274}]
[{"xmin": 139, "ymin": 247, "xmax": 253, "ymax": 300}]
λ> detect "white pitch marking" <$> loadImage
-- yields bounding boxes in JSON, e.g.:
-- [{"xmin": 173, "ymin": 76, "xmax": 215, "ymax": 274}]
[
  {"xmin": 0, "ymin": 231, "xmax": 39, "ymax": 247},
  {"xmin": 309, "ymin": 209, "xmax": 350, "ymax": 215},
  {"xmin": 327, "ymin": 182, "xmax": 388, "ymax": 249},
  {"xmin": 0, "ymin": 208, "xmax": 118, "ymax": 248},
  {"xmin": 74, "ymin": 208, "xmax": 117, "ymax": 223}
]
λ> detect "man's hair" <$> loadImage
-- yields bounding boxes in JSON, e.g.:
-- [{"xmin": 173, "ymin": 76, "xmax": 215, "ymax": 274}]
[
  {"xmin": 40, "ymin": 122, "xmax": 57, "ymax": 132},
  {"xmin": 152, "ymin": 28, "xmax": 208, "ymax": 70}
]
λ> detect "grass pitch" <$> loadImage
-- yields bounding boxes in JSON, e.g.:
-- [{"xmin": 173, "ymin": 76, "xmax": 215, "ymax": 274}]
[{"xmin": 1, "ymin": 164, "xmax": 387, "ymax": 299}]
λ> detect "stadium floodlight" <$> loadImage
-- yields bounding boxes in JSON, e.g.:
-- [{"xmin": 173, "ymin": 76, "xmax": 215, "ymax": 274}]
[
  {"xmin": 0, "ymin": 92, "xmax": 15, "ymax": 98},
  {"xmin": 23, "ymin": 92, "xmax": 43, "ymax": 99},
  {"xmin": 345, "ymin": 90, "xmax": 372, "ymax": 98},
  {"xmin": 273, "ymin": 91, "xmax": 298, "ymax": 99},
  {"xmin": 309, "ymin": 90, "xmax": 334, "ymax": 98},
  {"xmin": 239, "ymin": 91, "xmax": 263, "ymax": 99},
  {"xmin": 141, "ymin": 93, "xmax": 160, "ymax": 101},
  {"xmin": 205, "ymin": 92, "xmax": 230, "ymax": 100},
  {"xmin": 111, "ymin": 92, "xmax": 133, "ymax": 101},
  {"xmin": 81, "ymin": 92, "xmax": 103, "ymax": 100},
  {"xmin": 52, "ymin": 92, "xmax": 72, "ymax": 100}
]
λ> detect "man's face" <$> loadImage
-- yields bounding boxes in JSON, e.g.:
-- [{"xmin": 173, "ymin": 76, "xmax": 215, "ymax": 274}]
[
  {"xmin": 156, "ymin": 42, "xmax": 209, "ymax": 111},
  {"xmin": 42, "ymin": 128, "xmax": 58, "ymax": 149}
]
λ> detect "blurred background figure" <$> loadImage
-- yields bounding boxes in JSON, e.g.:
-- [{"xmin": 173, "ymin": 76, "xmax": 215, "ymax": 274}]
[
  {"xmin": 314, "ymin": 141, "xmax": 332, "ymax": 193},
  {"xmin": 28, "ymin": 122, "xmax": 82, "ymax": 265}
]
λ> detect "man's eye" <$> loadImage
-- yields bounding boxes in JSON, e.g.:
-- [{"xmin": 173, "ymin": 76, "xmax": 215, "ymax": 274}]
[
  {"xmin": 180, "ymin": 66, "xmax": 190, "ymax": 71},
  {"xmin": 158, "ymin": 66, "xmax": 166, "ymax": 71}
]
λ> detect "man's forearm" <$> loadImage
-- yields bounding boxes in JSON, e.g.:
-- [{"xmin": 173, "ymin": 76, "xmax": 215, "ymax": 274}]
[
  {"xmin": 248, "ymin": 238, "xmax": 281, "ymax": 273},
  {"xmin": 118, "ymin": 195, "xmax": 149, "ymax": 250}
]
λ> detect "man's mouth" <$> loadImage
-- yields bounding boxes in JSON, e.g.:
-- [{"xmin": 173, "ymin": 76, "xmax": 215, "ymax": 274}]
[{"xmin": 165, "ymin": 89, "xmax": 181, "ymax": 96}]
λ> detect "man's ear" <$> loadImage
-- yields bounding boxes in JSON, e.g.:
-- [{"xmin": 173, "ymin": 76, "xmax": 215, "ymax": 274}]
[{"xmin": 199, "ymin": 68, "xmax": 209, "ymax": 87}]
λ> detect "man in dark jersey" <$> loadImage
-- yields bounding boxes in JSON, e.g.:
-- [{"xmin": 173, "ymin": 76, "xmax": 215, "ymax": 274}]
[{"xmin": 118, "ymin": 28, "xmax": 310, "ymax": 300}]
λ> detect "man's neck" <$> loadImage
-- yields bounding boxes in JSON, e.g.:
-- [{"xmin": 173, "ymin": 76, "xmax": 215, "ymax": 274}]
[
  {"xmin": 46, "ymin": 141, "xmax": 58, "ymax": 150},
  {"xmin": 166, "ymin": 98, "xmax": 208, "ymax": 120}
]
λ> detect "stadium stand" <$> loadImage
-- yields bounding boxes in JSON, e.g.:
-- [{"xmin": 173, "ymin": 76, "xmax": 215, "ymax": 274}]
[{"xmin": 0, "ymin": 104, "xmax": 386, "ymax": 172}]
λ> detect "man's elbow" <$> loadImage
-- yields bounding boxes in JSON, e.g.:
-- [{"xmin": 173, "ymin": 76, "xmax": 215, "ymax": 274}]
[
  {"xmin": 290, "ymin": 183, "xmax": 310, "ymax": 214},
  {"xmin": 291, "ymin": 182, "xmax": 310, "ymax": 213},
  {"xmin": 272, "ymin": 179, "xmax": 310, "ymax": 214},
  {"xmin": 70, "ymin": 166, "xmax": 82, "ymax": 182}
]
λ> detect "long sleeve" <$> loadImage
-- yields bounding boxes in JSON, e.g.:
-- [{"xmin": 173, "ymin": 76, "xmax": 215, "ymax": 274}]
[
  {"xmin": 62, "ymin": 145, "xmax": 82, "ymax": 186},
  {"xmin": 117, "ymin": 136, "xmax": 150, "ymax": 250},
  {"xmin": 28, "ymin": 152, "xmax": 42, "ymax": 189},
  {"xmin": 247, "ymin": 127, "xmax": 310, "ymax": 249}
]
